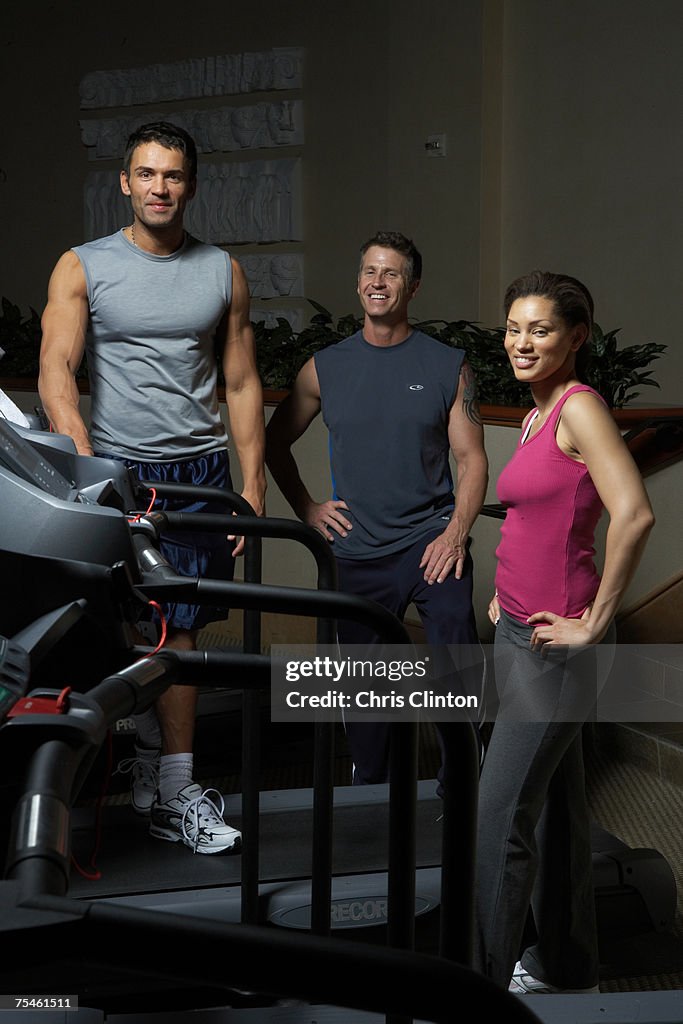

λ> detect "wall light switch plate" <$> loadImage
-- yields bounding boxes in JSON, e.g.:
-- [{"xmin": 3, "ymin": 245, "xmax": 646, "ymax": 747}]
[{"xmin": 425, "ymin": 133, "xmax": 447, "ymax": 157}]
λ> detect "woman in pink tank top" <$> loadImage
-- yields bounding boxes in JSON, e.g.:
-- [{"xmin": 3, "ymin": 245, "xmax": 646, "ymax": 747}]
[{"xmin": 474, "ymin": 271, "xmax": 654, "ymax": 995}]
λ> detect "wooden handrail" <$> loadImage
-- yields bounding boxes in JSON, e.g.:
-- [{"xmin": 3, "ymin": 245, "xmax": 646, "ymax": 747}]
[{"xmin": 3, "ymin": 377, "xmax": 682, "ymax": 475}]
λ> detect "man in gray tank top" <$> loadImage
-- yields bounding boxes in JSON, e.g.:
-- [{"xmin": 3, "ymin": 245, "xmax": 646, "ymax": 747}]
[
  {"xmin": 266, "ymin": 232, "xmax": 488, "ymax": 787},
  {"xmin": 39, "ymin": 122, "xmax": 266, "ymax": 854}
]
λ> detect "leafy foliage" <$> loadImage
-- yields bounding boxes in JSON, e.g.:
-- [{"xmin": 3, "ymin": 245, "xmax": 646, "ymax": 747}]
[
  {"xmin": 413, "ymin": 319, "xmax": 667, "ymax": 408},
  {"xmin": 248, "ymin": 300, "xmax": 363, "ymax": 390},
  {"xmin": 252, "ymin": 304, "xmax": 667, "ymax": 408},
  {"xmin": 1, "ymin": 295, "xmax": 666, "ymax": 409},
  {"xmin": 0, "ymin": 297, "xmax": 89, "ymax": 380},
  {"xmin": 585, "ymin": 323, "xmax": 667, "ymax": 409},
  {"xmin": 0, "ymin": 298, "xmax": 43, "ymax": 377},
  {"xmin": 413, "ymin": 318, "xmax": 529, "ymax": 407}
]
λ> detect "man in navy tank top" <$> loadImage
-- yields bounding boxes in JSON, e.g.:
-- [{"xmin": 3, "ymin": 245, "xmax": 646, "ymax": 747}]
[
  {"xmin": 39, "ymin": 122, "xmax": 266, "ymax": 854},
  {"xmin": 267, "ymin": 231, "xmax": 489, "ymax": 787}
]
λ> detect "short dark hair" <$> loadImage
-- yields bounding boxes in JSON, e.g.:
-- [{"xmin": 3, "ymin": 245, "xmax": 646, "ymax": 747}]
[
  {"xmin": 123, "ymin": 121, "xmax": 198, "ymax": 180},
  {"xmin": 359, "ymin": 231, "xmax": 422, "ymax": 287},
  {"xmin": 504, "ymin": 270, "xmax": 594, "ymax": 382}
]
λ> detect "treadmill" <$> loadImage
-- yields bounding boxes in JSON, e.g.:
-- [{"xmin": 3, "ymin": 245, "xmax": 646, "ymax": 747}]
[
  {"xmin": 0, "ymin": 415, "xmax": 481, "ymax": 958},
  {"xmin": 0, "ymin": 418, "xmax": 678, "ymax": 1019},
  {"xmin": 0, "ymin": 416, "xmax": 510, "ymax": 1021}
]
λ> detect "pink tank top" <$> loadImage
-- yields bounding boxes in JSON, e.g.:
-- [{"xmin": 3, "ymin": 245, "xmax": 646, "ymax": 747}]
[{"xmin": 495, "ymin": 385, "xmax": 605, "ymax": 622}]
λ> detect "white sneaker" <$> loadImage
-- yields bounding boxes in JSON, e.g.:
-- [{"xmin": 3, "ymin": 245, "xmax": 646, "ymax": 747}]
[
  {"xmin": 149, "ymin": 784, "xmax": 241, "ymax": 855},
  {"xmin": 114, "ymin": 746, "xmax": 160, "ymax": 815},
  {"xmin": 509, "ymin": 961, "xmax": 600, "ymax": 995}
]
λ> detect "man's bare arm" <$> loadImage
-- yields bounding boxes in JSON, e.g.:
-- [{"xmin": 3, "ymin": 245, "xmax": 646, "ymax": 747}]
[
  {"xmin": 221, "ymin": 258, "xmax": 267, "ymax": 534},
  {"xmin": 420, "ymin": 360, "xmax": 489, "ymax": 582},
  {"xmin": 448, "ymin": 359, "xmax": 489, "ymax": 536},
  {"xmin": 266, "ymin": 358, "xmax": 352, "ymax": 542},
  {"xmin": 38, "ymin": 252, "xmax": 93, "ymax": 455}
]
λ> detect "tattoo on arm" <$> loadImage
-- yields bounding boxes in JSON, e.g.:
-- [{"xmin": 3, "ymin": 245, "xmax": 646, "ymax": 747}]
[{"xmin": 461, "ymin": 361, "xmax": 482, "ymax": 426}]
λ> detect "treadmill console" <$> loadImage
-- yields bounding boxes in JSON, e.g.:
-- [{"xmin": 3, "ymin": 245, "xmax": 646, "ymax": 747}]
[
  {"xmin": 0, "ymin": 417, "xmax": 138, "ymax": 510},
  {"xmin": 0, "ymin": 416, "xmax": 78, "ymax": 501}
]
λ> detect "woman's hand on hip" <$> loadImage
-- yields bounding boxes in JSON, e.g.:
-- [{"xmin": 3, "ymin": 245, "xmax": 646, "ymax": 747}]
[{"xmin": 527, "ymin": 605, "xmax": 602, "ymax": 649}]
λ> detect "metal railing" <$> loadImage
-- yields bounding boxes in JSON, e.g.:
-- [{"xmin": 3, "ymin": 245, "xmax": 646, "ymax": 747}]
[
  {"xmin": 1, "ymin": 620, "xmax": 536, "ymax": 1023},
  {"xmin": 0, "ymin": 479, "xmax": 492, "ymax": 1021}
]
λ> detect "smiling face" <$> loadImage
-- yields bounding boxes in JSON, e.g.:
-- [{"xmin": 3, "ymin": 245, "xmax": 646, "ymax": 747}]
[
  {"xmin": 357, "ymin": 246, "xmax": 419, "ymax": 323},
  {"xmin": 120, "ymin": 141, "xmax": 196, "ymax": 232},
  {"xmin": 505, "ymin": 295, "xmax": 587, "ymax": 387}
]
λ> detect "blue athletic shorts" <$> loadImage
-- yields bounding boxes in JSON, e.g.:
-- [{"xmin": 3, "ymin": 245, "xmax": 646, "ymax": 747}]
[{"xmin": 99, "ymin": 449, "xmax": 236, "ymax": 631}]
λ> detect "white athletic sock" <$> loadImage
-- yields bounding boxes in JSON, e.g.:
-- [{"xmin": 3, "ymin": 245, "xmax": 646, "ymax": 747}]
[
  {"xmin": 158, "ymin": 754, "xmax": 194, "ymax": 804},
  {"xmin": 133, "ymin": 707, "xmax": 162, "ymax": 750}
]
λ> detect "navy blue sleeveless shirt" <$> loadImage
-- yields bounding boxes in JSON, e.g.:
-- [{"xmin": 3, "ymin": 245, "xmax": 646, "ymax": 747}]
[{"xmin": 314, "ymin": 329, "xmax": 465, "ymax": 559}]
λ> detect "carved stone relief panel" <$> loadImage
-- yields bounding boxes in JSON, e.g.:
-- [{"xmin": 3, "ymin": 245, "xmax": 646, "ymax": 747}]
[
  {"xmin": 84, "ymin": 159, "xmax": 302, "ymax": 246},
  {"xmin": 80, "ymin": 49, "xmax": 307, "ymax": 312},
  {"xmin": 234, "ymin": 253, "xmax": 304, "ymax": 299},
  {"xmin": 80, "ymin": 101, "xmax": 304, "ymax": 160},
  {"xmin": 187, "ymin": 159, "xmax": 302, "ymax": 244},
  {"xmin": 79, "ymin": 48, "xmax": 303, "ymax": 108}
]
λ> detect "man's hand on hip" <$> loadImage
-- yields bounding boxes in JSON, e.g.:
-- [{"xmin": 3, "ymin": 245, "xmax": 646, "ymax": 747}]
[{"xmin": 304, "ymin": 499, "xmax": 352, "ymax": 543}]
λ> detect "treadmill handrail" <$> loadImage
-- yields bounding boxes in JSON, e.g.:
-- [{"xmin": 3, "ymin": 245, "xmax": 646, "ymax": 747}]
[
  {"xmin": 130, "ymin": 524, "xmax": 417, "ymax": 942},
  {"xmin": 4, "ymin": 891, "xmax": 543, "ymax": 1024},
  {"xmin": 135, "ymin": 478, "xmax": 256, "ymax": 516},
  {"xmin": 1, "ymin": 446, "xmax": 476, "ymax": 992},
  {"xmin": 135, "ymin": 574, "xmax": 412, "ymax": 645},
  {"xmin": 150, "ymin": 506, "xmax": 339, "ymax": 592},
  {"xmin": 129, "ymin": 509, "xmax": 479, "ymax": 955},
  {"xmin": 133, "ymin": 476, "xmax": 337, "ymax": 589}
]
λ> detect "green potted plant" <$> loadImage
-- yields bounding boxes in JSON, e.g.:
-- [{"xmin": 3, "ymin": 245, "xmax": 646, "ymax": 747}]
[
  {"xmin": 0, "ymin": 297, "xmax": 89, "ymax": 381},
  {"xmin": 251, "ymin": 304, "xmax": 667, "ymax": 409},
  {"xmin": 0, "ymin": 298, "xmax": 42, "ymax": 378},
  {"xmin": 584, "ymin": 323, "xmax": 667, "ymax": 409},
  {"xmin": 248, "ymin": 300, "xmax": 362, "ymax": 391},
  {"xmin": 413, "ymin": 318, "xmax": 667, "ymax": 409},
  {"xmin": 1, "ymin": 295, "xmax": 667, "ymax": 409}
]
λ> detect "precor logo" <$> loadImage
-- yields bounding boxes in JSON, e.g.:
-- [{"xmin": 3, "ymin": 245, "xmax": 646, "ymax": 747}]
[
  {"xmin": 330, "ymin": 897, "xmax": 388, "ymax": 926},
  {"xmin": 408, "ymin": 384, "xmax": 424, "ymax": 391}
]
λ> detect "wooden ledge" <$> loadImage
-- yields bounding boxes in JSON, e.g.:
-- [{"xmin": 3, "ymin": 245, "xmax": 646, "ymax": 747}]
[{"xmin": 3, "ymin": 378, "xmax": 682, "ymax": 475}]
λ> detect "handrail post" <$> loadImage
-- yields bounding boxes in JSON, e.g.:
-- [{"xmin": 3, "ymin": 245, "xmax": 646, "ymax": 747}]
[
  {"xmin": 437, "ymin": 718, "xmax": 479, "ymax": 965},
  {"xmin": 241, "ymin": 529, "xmax": 263, "ymax": 926},
  {"xmin": 310, "ymin": 608, "xmax": 337, "ymax": 937}
]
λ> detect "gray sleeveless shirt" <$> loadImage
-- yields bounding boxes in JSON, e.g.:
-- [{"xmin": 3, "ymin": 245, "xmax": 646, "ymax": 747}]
[
  {"xmin": 73, "ymin": 230, "xmax": 232, "ymax": 462},
  {"xmin": 314, "ymin": 330, "xmax": 465, "ymax": 559}
]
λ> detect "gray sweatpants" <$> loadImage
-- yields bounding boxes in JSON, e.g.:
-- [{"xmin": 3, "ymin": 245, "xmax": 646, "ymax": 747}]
[{"xmin": 474, "ymin": 607, "xmax": 615, "ymax": 989}]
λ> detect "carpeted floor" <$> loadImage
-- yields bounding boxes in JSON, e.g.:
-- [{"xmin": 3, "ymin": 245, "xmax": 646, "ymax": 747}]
[
  {"xmin": 90, "ymin": 710, "xmax": 683, "ymax": 994},
  {"xmin": 198, "ymin": 721, "xmax": 683, "ymax": 993},
  {"xmin": 584, "ymin": 732, "xmax": 683, "ymax": 991}
]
